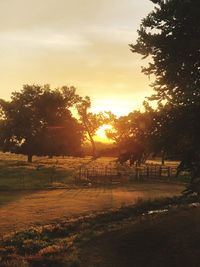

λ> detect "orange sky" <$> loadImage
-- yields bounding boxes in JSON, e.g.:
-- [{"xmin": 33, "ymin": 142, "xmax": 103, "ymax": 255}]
[{"xmin": 0, "ymin": 0, "xmax": 154, "ymax": 116}]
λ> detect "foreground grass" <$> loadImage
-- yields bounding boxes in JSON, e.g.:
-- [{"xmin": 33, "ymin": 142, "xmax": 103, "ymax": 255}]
[
  {"xmin": 0, "ymin": 195, "xmax": 199, "ymax": 267},
  {"xmin": 0, "ymin": 164, "xmax": 75, "ymax": 190},
  {"xmin": 80, "ymin": 203, "xmax": 200, "ymax": 267}
]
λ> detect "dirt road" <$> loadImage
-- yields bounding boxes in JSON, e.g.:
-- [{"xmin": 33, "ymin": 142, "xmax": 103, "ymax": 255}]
[{"xmin": 0, "ymin": 183, "xmax": 184, "ymax": 234}]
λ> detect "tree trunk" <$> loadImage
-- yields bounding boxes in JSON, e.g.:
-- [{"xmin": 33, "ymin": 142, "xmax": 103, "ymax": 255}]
[
  {"xmin": 89, "ymin": 133, "xmax": 97, "ymax": 158},
  {"xmin": 27, "ymin": 154, "xmax": 33, "ymax": 163},
  {"xmin": 83, "ymin": 119, "xmax": 97, "ymax": 158}
]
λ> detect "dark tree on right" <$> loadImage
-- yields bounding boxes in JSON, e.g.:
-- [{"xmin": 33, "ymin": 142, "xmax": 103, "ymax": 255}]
[{"xmin": 130, "ymin": 0, "xmax": 200, "ymax": 186}]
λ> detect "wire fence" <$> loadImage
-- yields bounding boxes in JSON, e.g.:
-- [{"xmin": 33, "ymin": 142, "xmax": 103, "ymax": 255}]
[
  {"xmin": 75, "ymin": 163, "xmax": 190, "ymax": 185},
  {"xmin": 0, "ymin": 158, "xmax": 189, "ymax": 191}
]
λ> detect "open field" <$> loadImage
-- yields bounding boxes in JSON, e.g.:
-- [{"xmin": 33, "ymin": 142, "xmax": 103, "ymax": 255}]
[
  {"xmin": 0, "ymin": 153, "xmax": 127, "ymax": 190},
  {"xmin": 0, "ymin": 183, "xmax": 184, "ymax": 235},
  {"xmin": 0, "ymin": 152, "xmax": 188, "ymax": 191},
  {"xmin": 0, "ymin": 153, "xmax": 93, "ymax": 190}
]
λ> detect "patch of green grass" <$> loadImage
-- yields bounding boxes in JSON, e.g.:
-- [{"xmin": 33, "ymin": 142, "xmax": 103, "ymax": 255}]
[
  {"xmin": 0, "ymin": 164, "xmax": 75, "ymax": 191},
  {"xmin": 0, "ymin": 152, "xmax": 95, "ymax": 191}
]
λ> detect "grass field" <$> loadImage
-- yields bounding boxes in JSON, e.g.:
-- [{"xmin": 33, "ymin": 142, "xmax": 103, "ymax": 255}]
[
  {"xmin": 0, "ymin": 152, "xmax": 94, "ymax": 190},
  {"xmin": 0, "ymin": 152, "xmax": 187, "ymax": 191},
  {"xmin": 0, "ymin": 152, "xmax": 123, "ymax": 190}
]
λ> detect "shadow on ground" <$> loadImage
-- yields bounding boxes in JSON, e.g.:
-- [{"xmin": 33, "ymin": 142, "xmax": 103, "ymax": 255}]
[{"xmin": 80, "ymin": 207, "xmax": 200, "ymax": 267}]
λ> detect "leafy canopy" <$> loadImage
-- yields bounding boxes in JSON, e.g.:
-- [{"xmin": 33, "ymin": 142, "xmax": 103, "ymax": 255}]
[
  {"xmin": 130, "ymin": 0, "xmax": 200, "ymax": 106},
  {"xmin": 130, "ymin": 0, "xmax": 200, "ymax": 180},
  {"xmin": 0, "ymin": 85, "xmax": 83, "ymax": 162}
]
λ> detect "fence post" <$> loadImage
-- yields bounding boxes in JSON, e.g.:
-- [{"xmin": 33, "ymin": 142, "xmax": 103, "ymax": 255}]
[
  {"xmin": 135, "ymin": 167, "xmax": 140, "ymax": 181},
  {"xmin": 168, "ymin": 167, "xmax": 171, "ymax": 179},
  {"xmin": 79, "ymin": 167, "xmax": 82, "ymax": 181},
  {"xmin": 105, "ymin": 165, "xmax": 108, "ymax": 177},
  {"xmin": 147, "ymin": 166, "xmax": 149, "ymax": 179},
  {"xmin": 21, "ymin": 175, "xmax": 25, "ymax": 190},
  {"xmin": 75, "ymin": 167, "xmax": 80, "ymax": 184},
  {"xmin": 159, "ymin": 166, "xmax": 162, "ymax": 178}
]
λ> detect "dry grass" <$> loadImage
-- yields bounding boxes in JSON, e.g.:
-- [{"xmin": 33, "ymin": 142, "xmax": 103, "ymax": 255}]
[
  {"xmin": 0, "ymin": 152, "xmax": 95, "ymax": 190},
  {"xmin": 0, "ymin": 152, "xmax": 187, "ymax": 190}
]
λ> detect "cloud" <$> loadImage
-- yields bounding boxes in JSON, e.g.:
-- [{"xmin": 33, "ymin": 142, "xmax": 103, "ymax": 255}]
[
  {"xmin": 0, "ymin": 0, "xmax": 153, "ymax": 32},
  {"xmin": 0, "ymin": 0, "xmax": 154, "ymax": 114},
  {"xmin": 0, "ymin": 30, "xmax": 91, "ymax": 51}
]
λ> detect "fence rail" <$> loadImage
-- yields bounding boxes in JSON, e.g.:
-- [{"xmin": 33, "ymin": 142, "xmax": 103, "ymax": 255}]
[
  {"xmin": 75, "ymin": 164, "xmax": 188, "ymax": 184},
  {"xmin": 0, "ymin": 161, "xmax": 189, "ymax": 191}
]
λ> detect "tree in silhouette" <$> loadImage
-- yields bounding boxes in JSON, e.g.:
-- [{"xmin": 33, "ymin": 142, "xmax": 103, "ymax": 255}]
[
  {"xmin": 106, "ymin": 109, "xmax": 155, "ymax": 165},
  {"xmin": 130, "ymin": 0, "xmax": 200, "ymax": 106},
  {"xmin": 0, "ymin": 85, "xmax": 83, "ymax": 162},
  {"xmin": 76, "ymin": 96, "xmax": 104, "ymax": 158},
  {"xmin": 131, "ymin": 0, "xmax": 200, "ymax": 182}
]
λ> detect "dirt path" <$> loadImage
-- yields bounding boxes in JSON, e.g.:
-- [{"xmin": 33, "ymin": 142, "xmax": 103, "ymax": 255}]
[{"xmin": 0, "ymin": 183, "xmax": 184, "ymax": 234}]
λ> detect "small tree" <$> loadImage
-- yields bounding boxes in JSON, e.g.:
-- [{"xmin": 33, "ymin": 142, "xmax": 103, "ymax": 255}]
[
  {"xmin": 76, "ymin": 96, "xmax": 104, "ymax": 158},
  {"xmin": 106, "ymin": 110, "xmax": 155, "ymax": 165}
]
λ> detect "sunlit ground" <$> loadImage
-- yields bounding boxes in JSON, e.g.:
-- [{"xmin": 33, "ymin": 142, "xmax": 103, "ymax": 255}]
[{"xmin": 0, "ymin": 183, "xmax": 183, "ymax": 234}]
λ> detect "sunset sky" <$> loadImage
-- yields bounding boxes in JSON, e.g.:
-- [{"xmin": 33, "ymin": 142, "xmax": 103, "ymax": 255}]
[{"xmin": 0, "ymin": 0, "xmax": 154, "ymax": 116}]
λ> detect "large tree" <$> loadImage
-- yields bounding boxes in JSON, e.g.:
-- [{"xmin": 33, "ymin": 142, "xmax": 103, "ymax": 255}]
[
  {"xmin": 131, "ymin": 0, "xmax": 200, "ymax": 182},
  {"xmin": 0, "ymin": 85, "xmax": 83, "ymax": 162},
  {"xmin": 130, "ymin": 0, "xmax": 200, "ymax": 106}
]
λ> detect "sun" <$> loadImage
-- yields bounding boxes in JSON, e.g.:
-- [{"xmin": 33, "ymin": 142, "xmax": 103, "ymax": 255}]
[{"xmin": 95, "ymin": 124, "xmax": 113, "ymax": 143}]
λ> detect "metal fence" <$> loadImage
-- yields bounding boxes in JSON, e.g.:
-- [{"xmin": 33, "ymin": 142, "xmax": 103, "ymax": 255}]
[{"xmin": 75, "ymin": 163, "xmax": 189, "ymax": 184}]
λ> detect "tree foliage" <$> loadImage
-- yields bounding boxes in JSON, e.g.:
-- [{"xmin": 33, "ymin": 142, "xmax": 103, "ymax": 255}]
[
  {"xmin": 106, "ymin": 109, "xmax": 155, "ymax": 165},
  {"xmin": 130, "ymin": 0, "xmax": 200, "ymax": 106},
  {"xmin": 0, "ymin": 85, "xmax": 83, "ymax": 162},
  {"xmin": 130, "ymin": 0, "xmax": 200, "ymax": 181}
]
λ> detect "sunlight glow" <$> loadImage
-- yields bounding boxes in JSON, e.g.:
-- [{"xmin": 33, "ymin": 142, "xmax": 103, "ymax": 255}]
[{"xmin": 95, "ymin": 124, "xmax": 113, "ymax": 143}]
